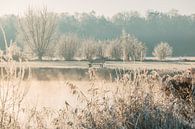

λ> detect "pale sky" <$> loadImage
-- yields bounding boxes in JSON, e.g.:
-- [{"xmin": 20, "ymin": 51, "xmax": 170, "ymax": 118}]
[{"xmin": 0, "ymin": 0, "xmax": 195, "ymax": 16}]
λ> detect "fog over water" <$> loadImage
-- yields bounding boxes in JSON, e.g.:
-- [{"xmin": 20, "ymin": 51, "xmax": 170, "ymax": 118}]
[{"xmin": 22, "ymin": 80, "xmax": 111, "ymax": 109}]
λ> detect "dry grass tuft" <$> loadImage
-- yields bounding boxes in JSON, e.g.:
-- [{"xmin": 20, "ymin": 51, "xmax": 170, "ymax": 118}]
[{"xmin": 45, "ymin": 69, "xmax": 194, "ymax": 129}]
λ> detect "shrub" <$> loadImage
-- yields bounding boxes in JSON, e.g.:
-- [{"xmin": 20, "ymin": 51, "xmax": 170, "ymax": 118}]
[
  {"xmin": 57, "ymin": 34, "xmax": 80, "ymax": 60},
  {"xmin": 153, "ymin": 42, "xmax": 173, "ymax": 60},
  {"xmin": 80, "ymin": 39, "xmax": 97, "ymax": 60}
]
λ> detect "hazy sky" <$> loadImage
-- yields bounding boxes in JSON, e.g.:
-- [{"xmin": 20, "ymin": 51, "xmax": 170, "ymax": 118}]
[{"xmin": 0, "ymin": 0, "xmax": 195, "ymax": 16}]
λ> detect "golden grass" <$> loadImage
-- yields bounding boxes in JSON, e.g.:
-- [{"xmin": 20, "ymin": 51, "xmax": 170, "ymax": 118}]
[{"xmin": 16, "ymin": 69, "xmax": 194, "ymax": 129}]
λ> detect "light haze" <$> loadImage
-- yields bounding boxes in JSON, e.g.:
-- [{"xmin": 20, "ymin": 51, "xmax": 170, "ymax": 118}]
[{"xmin": 0, "ymin": 0, "xmax": 195, "ymax": 16}]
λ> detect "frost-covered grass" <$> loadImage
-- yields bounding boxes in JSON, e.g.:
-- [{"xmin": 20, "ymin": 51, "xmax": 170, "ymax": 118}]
[
  {"xmin": 1, "ymin": 69, "xmax": 193, "ymax": 129},
  {"xmin": 0, "ymin": 61, "xmax": 194, "ymax": 70}
]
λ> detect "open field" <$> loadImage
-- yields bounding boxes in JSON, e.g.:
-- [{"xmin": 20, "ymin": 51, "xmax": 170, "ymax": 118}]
[{"xmin": 1, "ymin": 61, "xmax": 195, "ymax": 70}]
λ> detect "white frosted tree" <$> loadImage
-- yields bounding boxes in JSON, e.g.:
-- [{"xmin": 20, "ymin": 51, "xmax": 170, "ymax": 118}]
[
  {"xmin": 120, "ymin": 30, "xmax": 146, "ymax": 61},
  {"xmin": 80, "ymin": 39, "xmax": 97, "ymax": 60},
  {"xmin": 57, "ymin": 34, "xmax": 80, "ymax": 60},
  {"xmin": 19, "ymin": 7, "xmax": 57, "ymax": 61},
  {"xmin": 107, "ymin": 40, "xmax": 123, "ymax": 60},
  {"xmin": 153, "ymin": 42, "xmax": 173, "ymax": 60}
]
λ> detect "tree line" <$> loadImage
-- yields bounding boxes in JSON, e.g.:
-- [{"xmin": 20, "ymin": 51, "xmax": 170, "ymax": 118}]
[{"xmin": 0, "ymin": 8, "xmax": 194, "ymax": 61}]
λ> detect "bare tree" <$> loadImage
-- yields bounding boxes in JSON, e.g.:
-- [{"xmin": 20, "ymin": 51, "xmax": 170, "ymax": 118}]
[
  {"xmin": 80, "ymin": 39, "xmax": 97, "ymax": 60},
  {"xmin": 57, "ymin": 34, "xmax": 80, "ymax": 60},
  {"xmin": 120, "ymin": 30, "xmax": 146, "ymax": 61},
  {"xmin": 153, "ymin": 42, "xmax": 173, "ymax": 60},
  {"xmin": 95, "ymin": 41, "xmax": 107, "ymax": 58},
  {"xmin": 19, "ymin": 7, "xmax": 57, "ymax": 60},
  {"xmin": 107, "ymin": 40, "xmax": 123, "ymax": 60},
  {"xmin": 133, "ymin": 42, "xmax": 147, "ymax": 61}
]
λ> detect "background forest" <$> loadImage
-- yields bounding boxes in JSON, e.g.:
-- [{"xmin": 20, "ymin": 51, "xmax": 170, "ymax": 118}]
[{"xmin": 0, "ymin": 10, "xmax": 195, "ymax": 57}]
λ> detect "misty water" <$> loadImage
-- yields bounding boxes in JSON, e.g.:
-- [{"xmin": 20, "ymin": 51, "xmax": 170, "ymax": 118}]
[{"xmin": 22, "ymin": 80, "xmax": 112, "ymax": 110}]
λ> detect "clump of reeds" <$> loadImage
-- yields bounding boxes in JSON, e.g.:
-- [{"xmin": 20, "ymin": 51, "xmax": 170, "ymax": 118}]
[
  {"xmin": 18, "ymin": 68, "xmax": 194, "ymax": 129},
  {"xmin": 0, "ymin": 26, "xmax": 30, "ymax": 129},
  {"xmin": 50, "ymin": 69, "xmax": 194, "ymax": 129}
]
